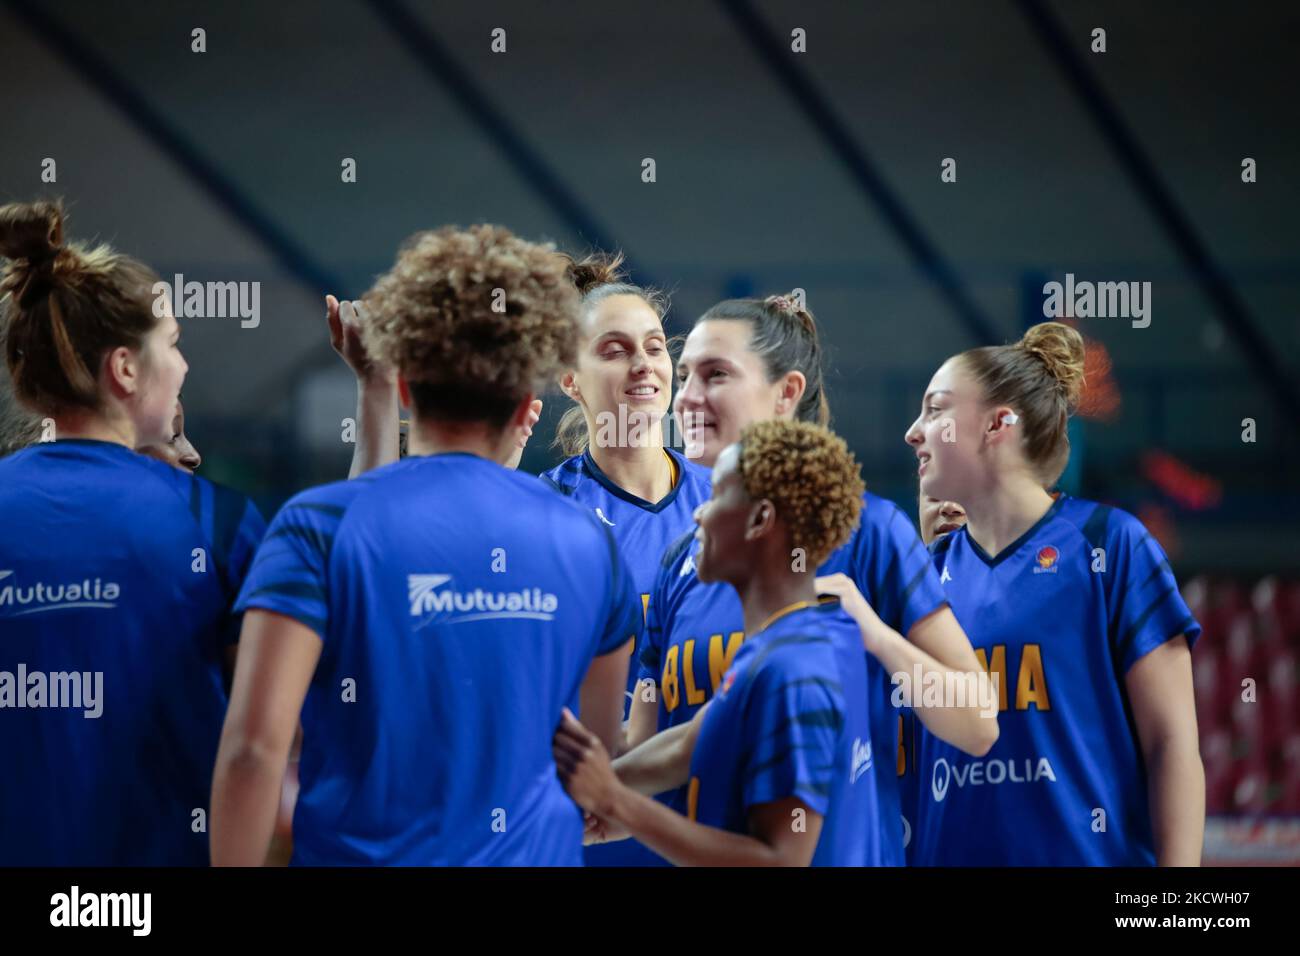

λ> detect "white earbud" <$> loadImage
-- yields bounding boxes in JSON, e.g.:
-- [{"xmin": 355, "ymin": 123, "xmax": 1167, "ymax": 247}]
[{"xmin": 1001, "ymin": 412, "xmax": 1020, "ymax": 426}]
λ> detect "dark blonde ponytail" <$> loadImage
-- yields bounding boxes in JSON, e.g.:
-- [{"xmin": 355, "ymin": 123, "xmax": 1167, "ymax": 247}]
[
  {"xmin": 1, "ymin": 199, "xmax": 159, "ymax": 416},
  {"xmin": 959, "ymin": 321, "xmax": 1086, "ymax": 479}
]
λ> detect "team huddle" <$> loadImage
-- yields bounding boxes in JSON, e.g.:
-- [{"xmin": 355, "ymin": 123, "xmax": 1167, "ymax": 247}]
[{"xmin": 0, "ymin": 200, "xmax": 1204, "ymax": 867}]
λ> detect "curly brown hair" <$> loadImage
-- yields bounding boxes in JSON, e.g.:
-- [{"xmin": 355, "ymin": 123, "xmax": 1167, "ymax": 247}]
[
  {"xmin": 361, "ymin": 224, "xmax": 580, "ymax": 426},
  {"xmin": 737, "ymin": 419, "xmax": 864, "ymax": 567}
]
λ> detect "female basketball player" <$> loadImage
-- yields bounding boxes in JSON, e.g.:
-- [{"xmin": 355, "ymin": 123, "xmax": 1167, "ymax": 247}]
[
  {"xmin": 210, "ymin": 225, "xmax": 641, "ymax": 866},
  {"xmin": 0, "ymin": 199, "xmax": 265, "ymax": 865},
  {"xmin": 905, "ymin": 321, "xmax": 1203, "ymax": 865},
  {"xmin": 555, "ymin": 420, "xmax": 877, "ymax": 865},
  {"xmin": 328, "ymin": 252, "xmax": 710, "ymax": 866},
  {"xmin": 631, "ymin": 293, "xmax": 997, "ymax": 865}
]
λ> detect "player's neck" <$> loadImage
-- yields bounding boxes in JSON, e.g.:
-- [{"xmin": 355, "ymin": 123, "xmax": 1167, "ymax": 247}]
[
  {"xmin": 407, "ymin": 419, "xmax": 512, "ymax": 464},
  {"xmin": 736, "ymin": 567, "xmax": 818, "ymax": 637},
  {"xmin": 962, "ymin": 475, "xmax": 1055, "ymax": 559},
  {"xmin": 52, "ymin": 409, "xmax": 137, "ymax": 450},
  {"xmin": 588, "ymin": 426, "xmax": 673, "ymax": 502}
]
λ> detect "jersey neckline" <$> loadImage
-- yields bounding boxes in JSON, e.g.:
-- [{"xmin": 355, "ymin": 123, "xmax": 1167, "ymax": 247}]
[
  {"xmin": 579, "ymin": 448, "xmax": 692, "ymax": 513},
  {"xmin": 963, "ymin": 495, "xmax": 1067, "ymax": 567}
]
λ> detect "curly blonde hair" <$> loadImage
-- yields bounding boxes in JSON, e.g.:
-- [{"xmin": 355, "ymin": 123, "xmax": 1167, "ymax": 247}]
[
  {"xmin": 362, "ymin": 224, "xmax": 580, "ymax": 424},
  {"xmin": 737, "ymin": 419, "xmax": 864, "ymax": 567}
]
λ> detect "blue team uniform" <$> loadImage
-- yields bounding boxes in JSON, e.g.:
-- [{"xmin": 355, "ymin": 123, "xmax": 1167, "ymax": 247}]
[
  {"xmin": 643, "ymin": 491, "xmax": 947, "ymax": 865},
  {"xmin": 686, "ymin": 600, "xmax": 879, "ymax": 866},
  {"xmin": 0, "ymin": 439, "xmax": 265, "ymax": 865},
  {"xmin": 541, "ymin": 447, "xmax": 710, "ymax": 866},
  {"xmin": 235, "ymin": 452, "xmax": 642, "ymax": 866},
  {"xmin": 909, "ymin": 495, "xmax": 1200, "ymax": 866}
]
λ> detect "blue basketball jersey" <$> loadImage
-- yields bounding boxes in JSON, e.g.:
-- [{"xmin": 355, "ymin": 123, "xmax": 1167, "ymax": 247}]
[
  {"xmin": 235, "ymin": 452, "xmax": 642, "ymax": 866},
  {"xmin": 642, "ymin": 491, "xmax": 947, "ymax": 865},
  {"xmin": 686, "ymin": 600, "xmax": 879, "ymax": 866},
  {"xmin": 0, "ymin": 439, "xmax": 265, "ymax": 865},
  {"xmin": 540, "ymin": 447, "xmax": 711, "ymax": 704},
  {"xmin": 910, "ymin": 495, "xmax": 1200, "ymax": 866},
  {"xmin": 541, "ymin": 447, "xmax": 710, "ymax": 866}
]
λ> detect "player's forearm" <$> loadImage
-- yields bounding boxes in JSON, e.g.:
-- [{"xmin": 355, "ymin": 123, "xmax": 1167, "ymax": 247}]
[
  {"xmin": 210, "ymin": 738, "xmax": 289, "ymax": 866},
  {"xmin": 348, "ymin": 376, "xmax": 400, "ymax": 478},
  {"xmin": 622, "ymin": 685, "xmax": 660, "ymax": 754},
  {"xmin": 861, "ymin": 616, "xmax": 999, "ymax": 757},
  {"xmin": 603, "ymin": 785, "xmax": 784, "ymax": 867},
  {"xmin": 1146, "ymin": 737, "xmax": 1205, "ymax": 866},
  {"xmin": 613, "ymin": 721, "xmax": 695, "ymax": 796}
]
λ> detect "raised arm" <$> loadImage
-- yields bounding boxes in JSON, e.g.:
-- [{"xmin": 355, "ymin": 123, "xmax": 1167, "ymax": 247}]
[
  {"xmin": 817, "ymin": 573, "xmax": 998, "ymax": 757},
  {"xmin": 327, "ymin": 296, "xmax": 400, "ymax": 478}
]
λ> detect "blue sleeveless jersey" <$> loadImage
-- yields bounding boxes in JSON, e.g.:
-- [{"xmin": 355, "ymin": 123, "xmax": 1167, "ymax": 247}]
[
  {"xmin": 0, "ymin": 439, "xmax": 264, "ymax": 865},
  {"xmin": 909, "ymin": 495, "xmax": 1200, "ymax": 865},
  {"xmin": 235, "ymin": 452, "xmax": 642, "ymax": 866},
  {"xmin": 642, "ymin": 491, "xmax": 947, "ymax": 865},
  {"xmin": 686, "ymin": 601, "xmax": 879, "ymax": 866},
  {"xmin": 541, "ymin": 447, "xmax": 710, "ymax": 865}
]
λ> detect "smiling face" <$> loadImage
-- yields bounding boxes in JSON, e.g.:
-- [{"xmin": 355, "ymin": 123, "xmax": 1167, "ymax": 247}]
[
  {"xmin": 691, "ymin": 442, "xmax": 755, "ymax": 585},
  {"xmin": 672, "ymin": 319, "xmax": 789, "ymax": 467},
  {"xmin": 564, "ymin": 293, "xmax": 671, "ymax": 446},
  {"xmin": 904, "ymin": 356, "xmax": 993, "ymax": 504}
]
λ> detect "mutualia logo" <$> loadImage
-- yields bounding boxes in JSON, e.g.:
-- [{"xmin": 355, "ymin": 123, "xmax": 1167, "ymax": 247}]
[
  {"xmin": 407, "ymin": 574, "xmax": 559, "ymax": 626},
  {"xmin": 0, "ymin": 570, "xmax": 120, "ymax": 616}
]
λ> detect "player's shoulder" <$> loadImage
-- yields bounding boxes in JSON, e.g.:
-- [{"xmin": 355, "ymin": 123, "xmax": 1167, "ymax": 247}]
[
  {"xmin": 668, "ymin": 448, "xmax": 713, "ymax": 499},
  {"xmin": 272, "ymin": 476, "xmax": 367, "ymax": 527},
  {"xmin": 928, "ymin": 526, "xmax": 961, "ymax": 563},
  {"xmin": 755, "ymin": 607, "xmax": 845, "ymax": 667},
  {"xmin": 660, "ymin": 526, "xmax": 696, "ymax": 572},
  {"xmin": 744, "ymin": 623, "xmax": 845, "ymax": 699},
  {"xmin": 1051, "ymin": 494, "xmax": 1152, "ymax": 553},
  {"xmin": 539, "ymin": 453, "xmax": 584, "ymax": 497},
  {"xmin": 857, "ymin": 491, "xmax": 920, "ymax": 546}
]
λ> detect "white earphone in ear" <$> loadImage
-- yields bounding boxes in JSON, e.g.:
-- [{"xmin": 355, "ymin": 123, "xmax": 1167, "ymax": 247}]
[{"xmin": 1001, "ymin": 412, "xmax": 1020, "ymax": 426}]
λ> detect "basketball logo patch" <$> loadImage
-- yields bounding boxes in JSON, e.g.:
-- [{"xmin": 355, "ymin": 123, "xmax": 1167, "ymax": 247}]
[{"xmin": 1033, "ymin": 545, "xmax": 1059, "ymax": 574}]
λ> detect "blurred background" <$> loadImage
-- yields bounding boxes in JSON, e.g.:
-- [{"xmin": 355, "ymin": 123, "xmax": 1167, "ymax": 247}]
[{"xmin": 1, "ymin": 0, "xmax": 1296, "ymax": 862}]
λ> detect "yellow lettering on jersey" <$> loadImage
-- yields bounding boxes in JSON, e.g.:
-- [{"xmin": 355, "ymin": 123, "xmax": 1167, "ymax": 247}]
[
  {"xmin": 708, "ymin": 631, "xmax": 744, "ymax": 694},
  {"xmin": 640, "ymin": 592, "xmax": 650, "ymax": 623},
  {"xmin": 973, "ymin": 645, "xmax": 1009, "ymax": 711},
  {"xmin": 1016, "ymin": 643, "xmax": 1051, "ymax": 711},
  {"xmin": 687, "ymin": 776, "xmax": 700, "ymax": 822},
  {"xmin": 662, "ymin": 645, "xmax": 680, "ymax": 713},
  {"xmin": 682, "ymin": 639, "xmax": 706, "ymax": 705}
]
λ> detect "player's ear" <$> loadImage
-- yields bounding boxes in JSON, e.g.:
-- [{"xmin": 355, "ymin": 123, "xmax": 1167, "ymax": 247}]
[
  {"xmin": 559, "ymin": 369, "xmax": 581, "ymax": 402},
  {"xmin": 987, "ymin": 405, "xmax": 1018, "ymax": 442},
  {"xmin": 746, "ymin": 497, "xmax": 777, "ymax": 541}
]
